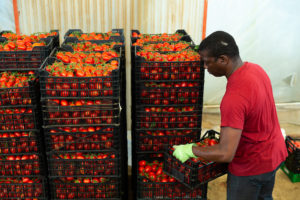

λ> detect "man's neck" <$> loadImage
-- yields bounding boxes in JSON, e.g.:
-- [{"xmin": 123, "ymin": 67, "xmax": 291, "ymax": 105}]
[{"xmin": 226, "ymin": 58, "xmax": 244, "ymax": 79}]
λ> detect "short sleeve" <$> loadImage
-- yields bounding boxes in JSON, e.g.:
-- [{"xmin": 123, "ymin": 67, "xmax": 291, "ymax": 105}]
[{"xmin": 220, "ymin": 93, "xmax": 247, "ymax": 130}]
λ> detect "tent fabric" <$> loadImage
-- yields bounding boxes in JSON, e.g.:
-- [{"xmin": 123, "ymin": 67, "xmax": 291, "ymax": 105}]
[
  {"xmin": 204, "ymin": 0, "xmax": 300, "ymax": 104},
  {"xmin": 0, "ymin": 0, "xmax": 15, "ymax": 32}
]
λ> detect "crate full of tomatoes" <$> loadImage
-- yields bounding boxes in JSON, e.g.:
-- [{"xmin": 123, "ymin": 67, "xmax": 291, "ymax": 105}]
[
  {"xmin": 132, "ymin": 38, "xmax": 194, "ymax": 53},
  {"xmin": 136, "ymin": 129, "xmax": 200, "ymax": 153},
  {"xmin": 130, "ymin": 29, "xmax": 189, "ymax": 72},
  {"xmin": 0, "ymin": 71, "xmax": 39, "ymax": 107},
  {"xmin": 50, "ymin": 46, "xmax": 122, "ymax": 64},
  {"xmin": 1, "ymin": 29, "xmax": 59, "ymax": 50},
  {"xmin": 64, "ymin": 29, "xmax": 124, "ymax": 42},
  {"xmin": 44, "ymin": 126, "xmax": 119, "ymax": 152},
  {"xmin": 0, "ymin": 176, "xmax": 48, "ymax": 199},
  {"xmin": 39, "ymin": 57, "xmax": 120, "ymax": 100},
  {"xmin": 0, "ymin": 105, "xmax": 41, "ymax": 131},
  {"xmin": 163, "ymin": 130, "xmax": 228, "ymax": 189},
  {"xmin": 134, "ymin": 82, "xmax": 204, "ymax": 106},
  {"xmin": 0, "ymin": 153, "xmax": 46, "ymax": 177},
  {"xmin": 0, "ymin": 31, "xmax": 57, "ymax": 71},
  {"xmin": 137, "ymin": 154, "xmax": 207, "ymax": 200},
  {"xmin": 46, "ymin": 150, "xmax": 120, "ymax": 177},
  {"xmin": 0, "ymin": 131, "xmax": 42, "ymax": 154},
  {"xmin": 135, "ymin": 105, "xmax": 203, "ymax": 130},
  {"xmin": 285, "ymin": 136, "xmax": 300, "ymax": 173},
  {"xmin": 61, "ymin": 37, "xmax": 124, "ymax": 53},
  {"xmin": 131, "ymin": 29, "xmax": 188, "ymax": 45},
  {"xmin": 41, "ymin": 103, "xmax": 120, "ymax": 128},
  {"xmin": 134, "ymin": 48, "xmax": 203, "ymax": 82},
  {"xmin": 49, "ymin": 176, "xmax": 121, "ymax": 199}
]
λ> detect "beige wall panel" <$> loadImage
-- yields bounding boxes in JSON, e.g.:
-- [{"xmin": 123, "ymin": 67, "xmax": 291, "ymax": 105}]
[
  {"xmin": 130, "ymin": 0, "xmax": 203, "ymax": 44},
  {"xmin": 18, "ymin": 0, "xmax": 126, "ymax": 42}
]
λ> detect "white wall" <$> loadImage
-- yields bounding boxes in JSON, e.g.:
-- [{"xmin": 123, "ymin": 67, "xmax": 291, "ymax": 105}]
[{"xmin": 204, "ymin": 0, "xmax": 300, "ymax": 104}]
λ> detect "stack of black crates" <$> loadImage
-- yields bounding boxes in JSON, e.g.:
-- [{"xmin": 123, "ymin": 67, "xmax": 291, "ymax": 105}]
[
  {"xmin": 131, "ymin": 30, "xmax": 206, "ymax": 200},
  {"xmin": 39, "ymin": 29, "xmax": 128, "ymax": 199},
  {"xmin": 0, "ymin": 30, "xmax": 59, "ymax": 199}
]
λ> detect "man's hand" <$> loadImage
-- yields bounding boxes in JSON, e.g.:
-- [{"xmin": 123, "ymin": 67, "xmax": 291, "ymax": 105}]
[{"xmin": 172, "ymin": 143, "xmax": 197, "ymax": 163}]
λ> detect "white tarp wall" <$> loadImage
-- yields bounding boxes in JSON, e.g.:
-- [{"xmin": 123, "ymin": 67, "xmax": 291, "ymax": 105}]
[
  {"xmin": 0, "ymin": 0, "xmax": 15, "ymax": 31},
  {"xmin": 204, "ymin": 0, "xmax": 300, "ymax": 105}
]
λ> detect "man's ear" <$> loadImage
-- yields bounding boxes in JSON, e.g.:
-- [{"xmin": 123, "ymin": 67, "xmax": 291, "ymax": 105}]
[{"xmin": 218, "ymin": 55, "xmax": 229, "ymax": 65}]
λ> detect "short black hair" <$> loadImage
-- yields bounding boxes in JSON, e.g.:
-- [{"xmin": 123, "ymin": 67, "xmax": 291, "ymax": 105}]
[{"xmin": 199, "ymin": 31, "xmax": 239, "ymax": 58}]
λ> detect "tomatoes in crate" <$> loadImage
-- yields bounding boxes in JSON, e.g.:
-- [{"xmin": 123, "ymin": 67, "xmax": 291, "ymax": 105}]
[
  {"xmin": 137, "ymin": 156, "xmax": 207, "ymax": 199},
  {"xmin": 163, "ymin": 130, "xmax": 228, "ymax": 189}
]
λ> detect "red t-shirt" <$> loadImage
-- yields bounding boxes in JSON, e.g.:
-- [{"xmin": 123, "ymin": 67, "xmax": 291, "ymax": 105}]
[{"xmin": 221, "ymin": 62, "xmax": 288, "ymax": 176}]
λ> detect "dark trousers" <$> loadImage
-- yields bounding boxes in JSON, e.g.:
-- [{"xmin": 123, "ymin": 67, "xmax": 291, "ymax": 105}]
[{"xmin": 227, "ymin": 164, "xmax": 281, "ymax": 200}]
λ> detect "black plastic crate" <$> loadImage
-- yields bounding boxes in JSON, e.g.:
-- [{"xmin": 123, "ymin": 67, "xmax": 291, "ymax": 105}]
[
  {"xmin": 134, "ymin": 57, "xmax": 203, "ymax": 82},
  {"xmin": 47, "ymin": 150, "xmax": 120, "ymax": 177},
  {"xmin": 137, "ymin": 176, "xmax": 207, "ymax": 200},
  {"xmin": 131, "ymin": 29, "xmax": 188, "ymax": 44},
  {"xmin": 285, "ymin": 136, "xmax": 300, "ymax": 173},
  {"xmin": 49, "ymin": 177, "xmax": 121, "ymax": 199},
  {"xmin": 163, "ymin": 130, "xmax": 228, "ymax": 189},
  {"xmin": 0, "ymin": 176, "xmax": 48, "ymax": 199},
  {"xmin": 44, "ymin": 126, "xmax": 120, "ymax": 152},
  {"xmin": 39, "ymin": 57, "xmax": 121, "ymax": 100},
  {"xmin": 64, "ymin": 28, "xmax": 124, "ymax": 42},
  {"xmin": 48, "ymin": 29, "xmax": 60, "ymax": 48},
  {"xmin": 0, "ymin": 37, "xmax": 54, "ymax": 71},
  {"xmin": 135, "ymin": 129, "xmax": 200, "ymax": 153},
  {"xmin": 41, "ymin": 104, "xmax": 120, "ymax": 127},
  {"xmin": 135, "ymin": 109, "xmax": 202, "ymax": 130},
  {"xmin": 132, "ymin": 36, "xmax": 195, "ymax": 52},
  {"xmin": 0, "ymin": 131, "xmax": 41, "ymax": 154},
  {"xmin": 135, "ymin": 84, "xmax": 204, "ymax": 105},
  {"xmin": 135, "ymin": 154, "xmax": 207, "ymax": 200},
  {"xmin": 0, "ymin": 106, "xmax": 40, "ymax": 132},
  {"xmin": 0, "ymin": 74, "xmax": 39, "ymax": 107},
  {"xmin": 0, "ymin": 153, "xmax": 46, "ymax": 177}
]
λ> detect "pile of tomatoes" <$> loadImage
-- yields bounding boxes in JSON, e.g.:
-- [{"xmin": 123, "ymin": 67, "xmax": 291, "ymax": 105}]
[
  {"xmin": 0, "ymin": 31, "xmax": 57, "ymax": 51},
  {"xmin": 67, "ymin": 31, "xmax": 121, "ymax": 41},
  {"xmin": 0, "ymin": 71, "xmax": 35, "ymax": 88},
  {"xmin": 139, "ymin": 41, "xmax": 191, "ymax": 51},
  {"xmin": 132, "ymin": 31, "xmax": 185, "ymax": 45},
  {"xmin": 45, "ymin": 60, "xmax": 118, "ymax": 77},
  {"xmin": 63, "ymin": 41, "xmax": 122, "ymax": 51},
  {"xmin": 55, "ymin": 50, "xmax": 119, "ymax": 64}
]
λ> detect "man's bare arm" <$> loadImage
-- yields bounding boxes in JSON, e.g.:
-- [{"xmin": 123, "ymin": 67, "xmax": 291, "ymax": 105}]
[{"xmin": 192, "ymin": 127, "xmax": 242, "ymax": 162}]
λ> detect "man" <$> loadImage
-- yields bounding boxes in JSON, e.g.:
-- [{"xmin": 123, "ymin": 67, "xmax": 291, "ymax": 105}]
[{"xmin": 173, "ymin": 31, "xmax": 288, "ymax": 200}]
